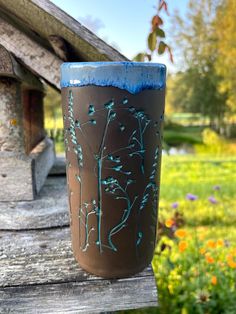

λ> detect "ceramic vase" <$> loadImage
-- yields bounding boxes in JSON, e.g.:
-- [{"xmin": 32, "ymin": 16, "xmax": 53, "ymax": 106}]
[{"xmin": 61, "ymin": 62, "xmax": 166, "ymax": 278}]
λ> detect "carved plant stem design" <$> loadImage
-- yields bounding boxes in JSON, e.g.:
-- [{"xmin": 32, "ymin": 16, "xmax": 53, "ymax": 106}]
[
  {"xmin": 101, "ymin": 177, "xmax": 138, "ymax": 252},
  {"xmin": 66, "ymin": 90, "xmax": 162, "ymax": 253},
  {"xmin": 67, "ymin": 91, "xmax": 83, "ymax": 248},
  {"xmin": 95, "ymin": 106, "xmax": 113, "ymax": 252},
  {"xmin": 79, "ymin": 200, "xmax": 97, "ymax": 251},
  {"xmin": 136, "ymin": 147, "xmax": 159, "ymax": 249},
  {"xmin": 128, "ymin": 109, "xmax": 150, "ymax": 174}
]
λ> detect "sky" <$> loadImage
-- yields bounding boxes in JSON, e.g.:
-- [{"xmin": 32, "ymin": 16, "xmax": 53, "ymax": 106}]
[{"xmin": 51, "ymin": 0, "xmax": 189, "ymax": 72}]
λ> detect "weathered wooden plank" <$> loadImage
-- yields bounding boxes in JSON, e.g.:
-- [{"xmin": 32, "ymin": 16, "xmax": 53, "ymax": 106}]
[
  {"xmin": 0, "ymin": 138, "xmax": 55, "ymax": 202},
  {"xmin": 0, "ymin": 78, "xmax": 25, "ymax": 153},
  {"xmin": 0, "ymin": 15, "xmax": 62, "ymax": 89},
  {"xmin": 0, "ymin": 44, "xmax": 44, "ymax": 91},
  {"xmin": 0, "ymin": 176, "xmax": 69, "ymax": 229},
  {"xmin": 0, "ymin": 0, "xmax": 128, "ymax": 63},
  {"xmin": 0, "ymin": 227, "xmax": 157, "ymax": 312},
  {"xmin": 0, "ymin": 227, "xmax": 154, "ymax": 287},
  {"xmin": 31, "ymin": 138, "xmax": 55, "ymax": 194},
  {"xmin": 50, "ymin": 155, "xmax": 66, "ymax": 175},
  {"xmin": 0, "ymin": 152, "xmax": 34, "ymax": 201},
  {"xmin": 22, "ymin": 90, "xmax": 45, "ymax": 154},
  {"xmin": 0, "ymin": 276, "xmax": 157, "ymax": 313},
  {"xmin": 0, "ymin": 43, "xmax": 13, "ymax": 74}
]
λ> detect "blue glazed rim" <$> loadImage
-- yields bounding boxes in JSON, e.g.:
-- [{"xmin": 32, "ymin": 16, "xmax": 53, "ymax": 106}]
[{"xmin": 60, "ymin": 62, "xmax": 166, "ymax": 94}]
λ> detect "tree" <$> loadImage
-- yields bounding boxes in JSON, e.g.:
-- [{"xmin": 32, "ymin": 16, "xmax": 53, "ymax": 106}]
[
  {"xmin": 169, "ymin": 0, "xmax": 228, "ymax": 128},
  {"xmin": 215, "ymin": 0, "xmax": 236, "ymax": 117}
]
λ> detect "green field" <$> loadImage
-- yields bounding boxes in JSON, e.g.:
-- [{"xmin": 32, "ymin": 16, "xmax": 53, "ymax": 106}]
[{"xmin": 122, "ymin": 154, "xmax": 236, "ymax": 314}]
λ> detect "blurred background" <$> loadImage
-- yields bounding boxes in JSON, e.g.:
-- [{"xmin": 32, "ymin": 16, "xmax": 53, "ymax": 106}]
[{"xmin": 45, "ymin": 1, "xmax": 236, "ymax": 313}]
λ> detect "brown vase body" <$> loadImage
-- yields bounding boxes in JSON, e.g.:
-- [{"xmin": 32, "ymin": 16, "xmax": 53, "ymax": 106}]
[{"xmin": 61, "ymin": 62, "xmax": 166, "ymax": 278}]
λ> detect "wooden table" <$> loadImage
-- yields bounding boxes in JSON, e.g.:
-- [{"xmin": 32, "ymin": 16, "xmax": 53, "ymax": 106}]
[{"xmin": 0, "ymin": 158, "xmax": 158, "ymax": 313}]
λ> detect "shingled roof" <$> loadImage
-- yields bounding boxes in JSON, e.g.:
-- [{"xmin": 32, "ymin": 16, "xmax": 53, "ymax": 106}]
[{"xmin": 0, "ymin": 0, "xmax": 128, "ymax": 89}]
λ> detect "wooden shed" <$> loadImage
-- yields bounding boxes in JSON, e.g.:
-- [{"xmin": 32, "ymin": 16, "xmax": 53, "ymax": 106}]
[
  {"xmin": 0, "ymin": 1, "xmax": 158, "ymax": 312},
  {"xmin": 0, "ymin": 0, "xmax": 127, "ymax": 201}
]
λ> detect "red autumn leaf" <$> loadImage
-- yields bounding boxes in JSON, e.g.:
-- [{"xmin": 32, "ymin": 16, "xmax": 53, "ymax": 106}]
[
  {"xmin": 159, "ymin": 1, "xmax": 169, "ymax": 15},
  {"xmin": 151, "ymin": 15, "xmax": 164, "ymax": 31}
]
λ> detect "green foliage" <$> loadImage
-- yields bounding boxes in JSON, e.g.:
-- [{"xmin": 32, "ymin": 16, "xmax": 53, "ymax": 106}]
[
  {"xmin": 194, "ymin": 128, "xmax": 236, "ymax": 156},
  {"xmin": 157, "ymin": 41, "xmax": 166, "ymax": 54},
  {"xmin": 215, "ymin": 0, "xmax": 236, "ymax": 115},
  {"xmin": 133, "ymin": 53, "xmax": 148, "ymax": 62},
  {"xmin": 148, "ymin": 31, "xmax": 157, "ymax": 52},
  {"xmin": 169, "ymin": 0, "xmax": 229, "ymax": 129},
  {"xmin": 164, "ymin": 130, "xmax": 202, "ymax": 147},
  {"xmin": 160, "ymin": 155, "xmax": 236, "ymax": 204},
  {"xmin": 163, "ymin": 117, "xmax": 203, "ymax": 147},
  {"xmin": 133, "ymin": 1, "xmax": 173, "ymax": 62},
  {"xmin": 156, "ymin": 28, "xmax": 165, "ymax": 38},
  {"xmin": 154, "ymin": 229, "xmax": 236, "ymax": 314},
  {"xmin": 44, "ymin": 85, "xmax": 61, "ymax": 119},
  {"xmin": 122, "ymin": 154, "xmax": 236, "ymax": 314}
]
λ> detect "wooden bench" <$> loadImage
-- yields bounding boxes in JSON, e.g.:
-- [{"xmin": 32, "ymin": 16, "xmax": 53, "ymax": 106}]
[{"xmin": 0, "ymin": 157, "xmax": 158, "ymax": 313}]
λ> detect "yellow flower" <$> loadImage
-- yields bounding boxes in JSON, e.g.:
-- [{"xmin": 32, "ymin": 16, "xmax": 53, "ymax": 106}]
[
  {"xmin": 10, "ymin": 118, "xmax": 17, "ymax": 126},
  {"xmin": 230, "ymin": 248, "xmax": 236, "ymax": 256},
  {"xmin": 165, "ymin": 218, "xmax": 174, "ymax": 228},
  {"xmin": 198, "ymin": 233, "xmax": 205, "ymax": 240},
  {"xmin": 168, "ymin": 284, "xmax": 174, "ymax": 294},
  {"xmin": 199, "ymin": 247, "xmax": 206, "ymax": 255},
  {"xmin": 207, "ymin": 240, "xmax": 216, "ymax": 249},
  {"xmin": 211, "ymin": 276, "xmax": 217, "ymax": 285},
  {"xmin": 206, "ymin": 255, "xmax": 215, "ymax": 264},
  {"xmin": 179, "ymin": 241, "xmax": 188, "ymax": 252},
  {"xmin": 217, "ymin": 239, "xmax": 224, "ymax": 247},
  {"xmin": 175, "ymin": 229, "xmax": 187, "ymax": 238}
]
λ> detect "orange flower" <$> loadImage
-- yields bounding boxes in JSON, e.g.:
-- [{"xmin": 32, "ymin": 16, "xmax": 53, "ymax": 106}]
[
  {"xmin": 211, "ymin": 276, "xmax": 217, "ymax": 285},
  {"xmin": 199, "ymin": 247, "xmax": 206, "ymax": 255},
  {"xmin": 217, "ymin": 239, "xmax": 224, "ymax": 247},
  {"xmin": 227, "ymin": 254, "xmax": 233, "ymax": 261},
  {"xmin": 227, "ymin": 260, "xmax": 236, "ymax": 268},
  {"xmin": 165, "ymin": 219, "xmax": 174, "ymax": 228},
  {"xmin": 207, "ymin": 240, "xmax": 216, "ymax": 249},
  {"xmin": 179, "ymin": 241, "xmax": 188, "ymax": 252},
  {"xmin": 175, "ymin": 229, "xmax": 187, "ymax": 238},
  {"xmin": 10, "ymin": 118, "xmax": 17, "ymax": 126},
  {"xmin": 206, "ymin": 255, "xmax": 215, "ymax": 264},
  {"xmin": 227, "ymin": 255, "xmax": 236, "ymax": 268}
]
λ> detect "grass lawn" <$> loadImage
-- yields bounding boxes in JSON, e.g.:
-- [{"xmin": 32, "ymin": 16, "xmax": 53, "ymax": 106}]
[{"xmin": 122, "ymin": 154, "xmax": 236, "ymax": 314}]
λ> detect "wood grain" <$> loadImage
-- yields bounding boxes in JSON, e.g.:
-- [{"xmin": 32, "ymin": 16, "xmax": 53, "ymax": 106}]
[
  {"xmin": 0, "ymin": 78, "xmax": 25, "ymax": 153},
  {"xmin": 0, "ymin": 0, "xmax": 128, "ymax": 62},
  {"xmin": 49, "ymin": 155, "xmax": 66, "ymax": 175},
  {"xmin": 31, "ymin": 138, "xmax": 55, "ymax": 194},
  {"xmin": 0, "ymin": 44, "xmax": 44, "ymax": 91},
  {"xmin": 0, "ymin": 276, "xmax": 157, "ymax": 313},
  {"xmin": 0, "ymin": 152, "xmax": 34, "ymax": 201},
  {"xmin": 0, "ymin": 176, "xmax": 69, "ymax": 229},
  {"xmin": 0, "ymin": 227, "xmax": 157, "ymax": 313},
  {"xmin": 0, "ymin": 15, "xmax": 62, "ymax": 89},
  {"xmin": 0, "ymin": 138, "xmax": 55, "ymax": 202}
]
